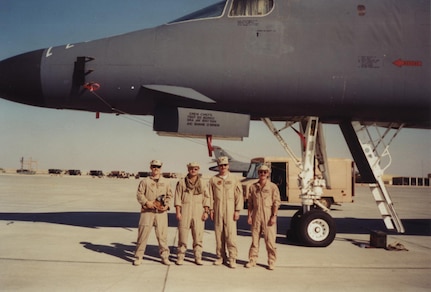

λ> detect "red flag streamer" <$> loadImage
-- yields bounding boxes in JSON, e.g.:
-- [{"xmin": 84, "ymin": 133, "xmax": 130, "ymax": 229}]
[
  {"xmin": 291, "ymin": 126, "xmax": 307, "ymax": 152},
  {"xmin": 206, "ymin": 135, "xmax": 213, "ymax": 157}
]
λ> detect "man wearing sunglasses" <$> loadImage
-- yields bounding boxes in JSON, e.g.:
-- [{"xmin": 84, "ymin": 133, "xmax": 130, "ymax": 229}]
[
  {"xmin": 208, "ymin": 156, "xmax": 243, "ymax": 268},
  {"xmin": 174, "ymin": 162, "xmax": 210, "ymax": 266},
  {"xmin": 245, "ymin": 164, "xmax": 281, "ymax": 270},
  {"xmin": 133, "ymin": 159, "xmax": 173, "ymax": 266}
]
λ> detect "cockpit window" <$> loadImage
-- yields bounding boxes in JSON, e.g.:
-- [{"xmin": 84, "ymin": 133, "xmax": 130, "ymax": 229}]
[
  {"xmin": 169, "ymin": 1, "xmax": 227, "ymax": 23},
  {"xmin": 229, "ymin": 0, "xmax": 274, "ymax": 16},
  {"xmin": 245, "ymin": 162, "xmax": 262, "ymax": 179}
]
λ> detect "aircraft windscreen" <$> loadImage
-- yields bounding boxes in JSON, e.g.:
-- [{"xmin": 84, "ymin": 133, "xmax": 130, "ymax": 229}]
[{"xmin": 169, "ymin": 1, "xmax": 227, "ymax": 23}]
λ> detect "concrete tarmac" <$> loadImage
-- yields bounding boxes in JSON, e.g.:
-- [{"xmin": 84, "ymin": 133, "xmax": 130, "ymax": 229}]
[{"xmin": 0, "ymin": 174, "xmax": 430, "ymax": 291}]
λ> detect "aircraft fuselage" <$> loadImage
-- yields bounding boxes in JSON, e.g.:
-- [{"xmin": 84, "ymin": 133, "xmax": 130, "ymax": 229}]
[{"xmin": 0, "ymin": 0, "xmax": 429, "ymax": 128}]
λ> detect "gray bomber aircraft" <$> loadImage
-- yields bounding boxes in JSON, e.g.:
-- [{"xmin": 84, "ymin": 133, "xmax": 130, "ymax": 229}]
[{"xmin": 0, "ymin": 0, "xmax": 430, "ymax": 247}]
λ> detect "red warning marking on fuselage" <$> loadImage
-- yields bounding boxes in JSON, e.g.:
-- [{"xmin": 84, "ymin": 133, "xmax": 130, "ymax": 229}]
[{"xmin": 392, "ymin": 59, "xmax": 422, "ymax": 68}]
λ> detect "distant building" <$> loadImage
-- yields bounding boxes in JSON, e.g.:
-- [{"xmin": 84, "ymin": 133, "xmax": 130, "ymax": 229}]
[{"xmin": 392, "ymin": 176, "xmax": 430, "ymax": 187}]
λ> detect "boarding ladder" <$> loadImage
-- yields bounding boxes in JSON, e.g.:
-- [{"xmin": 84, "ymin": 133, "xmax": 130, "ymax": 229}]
[{"xmin": 351, "ymin": 122, "xmax": 405, "ymax": 233}]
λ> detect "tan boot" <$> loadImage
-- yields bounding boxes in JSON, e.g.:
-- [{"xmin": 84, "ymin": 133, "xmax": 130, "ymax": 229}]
[
  {"xmin": 213, "ymin": 258, "xmax": 223, "ymax": 266},
  {"xmin": 194, "ymin": 253, "xmax": 203, "ymax": 265},
  {"xmin": 195, "ymin": 257, "xmax": 203, "ymax": 265},
  {"xmin": 161, "ymin": 257, "xmax": 171, "ymax": 266},
  {"xmin": 133, "ymin": 258, "xmax": 142, "ymax": 266},
  {"xmin": 268, "ymin": 261, "xmax": 275, "ymax": 270},
  {"xmin": 245, "ymin": 259, "xmax": 256, "ymax": 268},
  {"xmin": 229, "ymin": 258, "xmax": 237, "ymax": 269},
  {"xmin": 176, "ymin": 254, "xmax": 184, "ymax": 265}
]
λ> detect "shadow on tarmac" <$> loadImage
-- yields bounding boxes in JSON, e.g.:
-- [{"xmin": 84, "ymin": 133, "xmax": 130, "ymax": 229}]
[
  {"xmin": 0, "ymin": 212, "xmax": 429, "ymax": 236},
  {"xmin": 79, "ymin": 239, "xmax": 222, "ymax": 265},
  {"xmin": 2, "ymin": 211, "xmax": 429, "ymax": 265},
  {"xmin": 80, "ymin": 241, "xmax": 137, "ymax": 263}
]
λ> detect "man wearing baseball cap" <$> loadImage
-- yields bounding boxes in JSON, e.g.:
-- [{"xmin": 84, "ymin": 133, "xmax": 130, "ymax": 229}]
[
  {"xmin": 245, "ymin": 164, "xmax": 281, "ymax": 270},
  {"xmin": 174, "ymin": 162, "xmax": 210, "ymax": 265},
  {"xmin": 208, "ymin": 156, "xmax": 243, "ymax": 268},
  {"xmin": 133, "ymin": 159, "xmax": 173, "ymax": 266}
]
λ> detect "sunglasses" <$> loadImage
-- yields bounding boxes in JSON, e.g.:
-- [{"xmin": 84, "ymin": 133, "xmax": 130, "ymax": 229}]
[
  {"xmin": 218, "ymin": 164, "xmax": 228, "ymax": 167},
  {"xmin": 151, "ymin": 165, "xmax": 161, "ymax": 169}
]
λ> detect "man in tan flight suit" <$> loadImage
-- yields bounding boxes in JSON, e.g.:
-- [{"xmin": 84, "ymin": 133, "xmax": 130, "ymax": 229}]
[
  {"xmin": 133, "ymin": 159, "xmax": 173, "ymax": 266},
  {"xmin": 245, "ymin": 164, "xmax": 281, "ymax": 270},
  {"xmin": 209, "ymin": 156, "xmax": 243, "ymax": 268},
  {"xmin": 174, "ymin": 162, "xmax": 210, "ymax": 265}
]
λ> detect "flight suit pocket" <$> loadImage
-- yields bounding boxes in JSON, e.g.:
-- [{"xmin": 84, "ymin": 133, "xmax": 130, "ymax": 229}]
[
  {"xmin": 182, "ymin": 190, "xmax": 192, "ymax": 204},
  {"xmin": 263, "ymin": 190, "xmax": 273, "ymax": 207}
]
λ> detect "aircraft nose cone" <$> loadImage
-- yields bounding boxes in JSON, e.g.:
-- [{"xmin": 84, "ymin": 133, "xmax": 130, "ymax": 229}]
[{"xmin": 0, "ymin": 49, "xmax": 45, "ymax": 106}]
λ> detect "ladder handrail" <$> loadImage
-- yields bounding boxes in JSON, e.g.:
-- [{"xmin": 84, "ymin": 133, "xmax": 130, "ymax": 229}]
[{"xmin": 351, "ymin": 121, "xmax": 405, "ymax": 233}]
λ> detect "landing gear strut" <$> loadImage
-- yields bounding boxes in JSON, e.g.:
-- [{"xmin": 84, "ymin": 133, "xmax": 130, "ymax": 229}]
[{"xmin": 263, "ymin": 117, "xmax": 336, "ymax": 247}]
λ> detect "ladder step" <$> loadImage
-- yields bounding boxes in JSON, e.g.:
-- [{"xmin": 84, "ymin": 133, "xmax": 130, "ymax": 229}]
[
  {"xmin": 383, "ymin": 217, "xmax": 395, "ymax": 230},
  {"xmin": 346, "ymin": 122, "xmax": 405, "ymax": 234}
]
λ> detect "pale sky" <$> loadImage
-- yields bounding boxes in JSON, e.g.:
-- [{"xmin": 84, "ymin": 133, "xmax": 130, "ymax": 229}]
[{"xmin": 0, "ymin": 0, "xmax": 430, "ymax": 176}]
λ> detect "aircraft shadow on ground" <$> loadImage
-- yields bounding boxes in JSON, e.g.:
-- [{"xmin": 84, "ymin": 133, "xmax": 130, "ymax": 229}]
[{"xmin": 0, "ymin": 212, "xmax": 429, "ymax": 237}]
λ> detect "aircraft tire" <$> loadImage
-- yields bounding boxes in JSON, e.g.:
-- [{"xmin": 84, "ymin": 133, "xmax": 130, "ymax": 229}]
[
  {"xmin": 297, "ymin": 210, "xmax": 336, "ymax": 247},
  {"xmin": 286, "ymin": 209, "xmax": 303, "ymax": 241}
]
